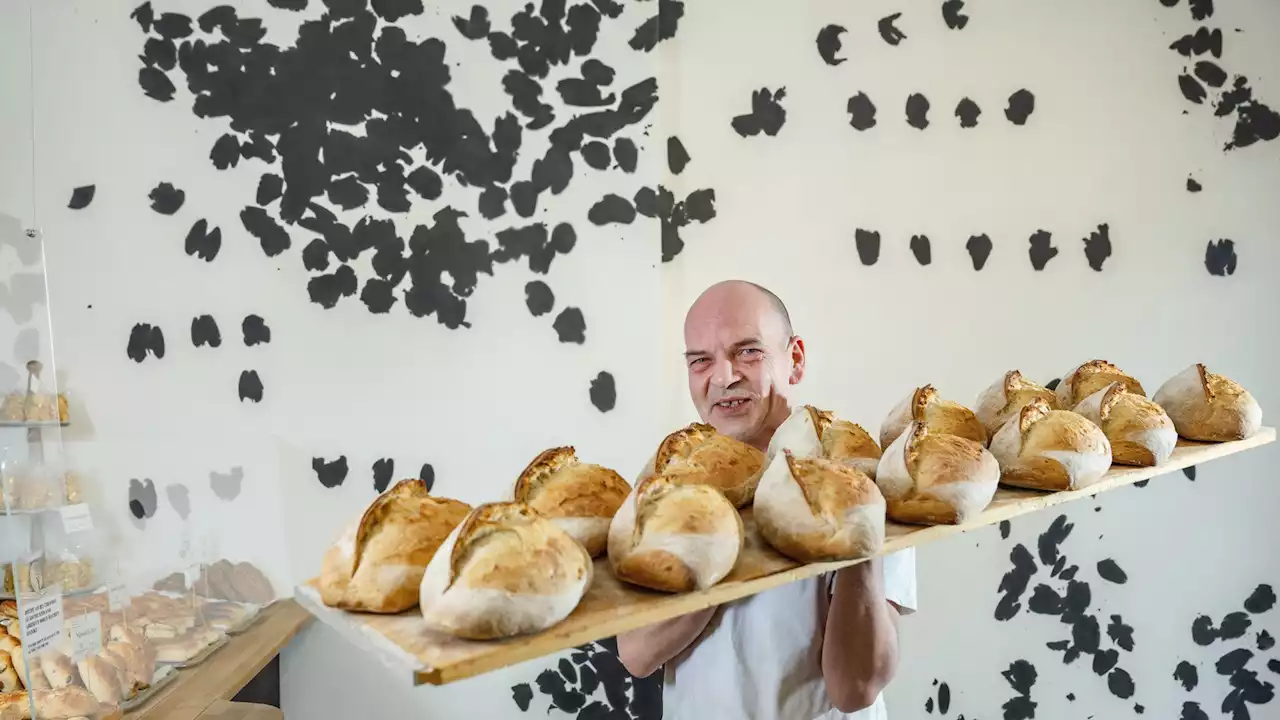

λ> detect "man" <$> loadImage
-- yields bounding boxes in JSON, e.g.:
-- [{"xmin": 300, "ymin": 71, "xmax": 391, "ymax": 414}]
[{"xmin": 617, "ymin": 280, "xmax": 917, "ymax": 719}]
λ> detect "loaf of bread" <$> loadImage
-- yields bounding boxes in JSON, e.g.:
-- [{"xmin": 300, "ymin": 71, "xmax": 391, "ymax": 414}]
[
  {"xmin": 513, "ymin": 447, "xmax": 630, "ymax": 558},
  {"xmin": 975, "ymin": 370, "xmax": 1059, "ymax": 438},
  {"xmin": 1054, "ymin": 359, "xmax": 1145, "ymax": 408},
  {"xmin": 419, "ymin": 502, "xmax": 592, "ymax": 640},
  {"xmin": 75, "ymin": 655, "xmax": 123, "ymax": 705},
  {"xmin": 32, "ymin": 686, "xmax": 99, "ymax": 718},
  {"xmin": 319, "ymin": 479, "xmax": 471, "ymax": 613},
  {"xmin": 608, "ymin": 474, "xmax": 743, "ymax": 593},
  {"xmin": 990, "ymin": 399, "xmax": 1112, "ymax": 491},
  {"xmin": 10, "ymin": 645, "xmax": 46, "ymax": 691},
  {"xmin": 768, "ymin": 405, "xmax": 881, "ymax": 478},
  {"xmin": 0, "ymin": 652, "xmax": 17, "ymax": 693},
  {"xmin": 37, "ymin": 653, "xmax": 75, "ymax": 690},
  {"xmin": 637, "ymin": 423, "xmax": 766, "ymax": 507},
  {"xmin": 1153, "ymin": 363, "xmax": 1262, "ymax": 442},
  {"xmin": 102, "ymin": 642, "xmax": 150, "ymax": 696},
  {"xmin": 875, "ymin": 421, "xmax": 1000, "ymax": 525},
  {"xmin": 754, "ymin": 450, "xmax": 885, "ymax": 562},
  {"xmin": 880, "ymin": 385, "xmax": 986, "ymax": 449},
  {"xmin": 1073, "ymin": 383, "xmax": 1177, "ymax": 466}
]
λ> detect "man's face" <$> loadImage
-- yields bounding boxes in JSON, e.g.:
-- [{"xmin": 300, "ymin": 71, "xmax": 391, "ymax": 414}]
[{"xmin": 683, "ymin": 286, "xmax": 799, "ymax": 449}]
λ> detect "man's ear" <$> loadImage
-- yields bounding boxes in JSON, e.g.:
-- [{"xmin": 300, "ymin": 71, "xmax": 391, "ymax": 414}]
[{"xmin": 788, "ymin": 336, "xmax": 806, "ymax": 385}]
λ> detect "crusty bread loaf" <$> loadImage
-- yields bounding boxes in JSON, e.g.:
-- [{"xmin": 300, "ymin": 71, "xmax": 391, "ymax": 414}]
[
  {"xmin": 75, "ymin": 655, "xmax": 123, "ymax": 705},
  {"xmin": 875, "ymin": 422, "xmax": 1000, "ymax": 525},
  {"xmin": 0, "ymin": 652, "xmax": 18, "ymax": 693},
  {"xmin": 768, "ymin": 406, "xmax": 882, "ymax": 479},
  {"xmin": 1153, "ymin": 363, "xmax": 1262, "ymax": 442},
  {"xmin": 608, "ymin": 474, "xmax": 743, "ymax": 593},
  {"xmin": 319, "ymin": 479, "xmax": 471, "ymax": 613},
  {"xmin": 10, "ymin": 645, "xmax": 47, "ymax": 691},
  {"xmin": 880, "ymin": 385, "xmax": 986, "ymax": 450},
  {"xmin": 37, "ymin": 653, "xmax": 75, "ymax": 690},
  {"xmin": 1074, "ymin": 382, "xmax": 1177, "ymax": 466},
  {"xmin": 637, "ymin": 423, "xmax": 766, "ymax": 508},
  {"xmin": 31, "ymin": 686, "xmax": 100, "ymax": 718},
  {"xmin": 754, "ymin": 451, "xmax": 885, "ymax": 562},
  {"xmin": 989, "ymin": 399, "xmax": 1112, "ymax": 491},
  {"xmin": 974, "ymin": 370, "xmax": 1059, "ymax": 438},
  {"xmin": 1055, "ymin": 359, "xmax": 1145, "ymax": 408},
  {"xmin": 419, "ymin": 502, "xmax": 592, "ymax": 640},
  {"xmin": 102, "ymin": 642, "xmax": 149, "ymax": 696},
  {"xmin": 513, "ymin": 447, "xmax": 630, "ymax": 558}
]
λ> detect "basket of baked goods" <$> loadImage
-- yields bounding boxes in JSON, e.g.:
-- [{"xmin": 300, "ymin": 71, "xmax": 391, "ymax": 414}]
[
  {"xmin": 0, "ymin": 361, "xmax": 69, "ymax": 427},
  {"xmin": 151, "ymin": 559, "xmax": 275, "ymax": 636}
]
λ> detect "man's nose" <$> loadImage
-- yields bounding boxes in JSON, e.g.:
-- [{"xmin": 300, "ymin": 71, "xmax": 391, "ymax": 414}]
[{"xmin": 709, "ymin": 357, "xmax": 739, "ymax": 389}]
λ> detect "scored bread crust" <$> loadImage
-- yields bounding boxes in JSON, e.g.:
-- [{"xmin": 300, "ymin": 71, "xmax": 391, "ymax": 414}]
[
  {"xmin": 875, "ymin": 422, "xmax": 1000, "ymax": 525},
  {"xmin": 974, "ymin": 370, "xmax": 1059, "ymax": 438},
  {"xmin": 1152, "ymin": 363, "xmax": 1263, "ymax": 442},
  {"xmin": 1055, "ymin": 359, "xmax": 1146, "ymax": 408},
  {"xmin": 1074, "ymin": 383, "xmax": 1177, "ymax": 466},
  {"xmin": 754, "ymin": 451, "xmax": 885, "ymax": 563},
  {"xmin": 420, "ymin": 502, "xmax": 592, "ymax": 640},
  {"xmin": 644, "ymin": 423, "xmax": 766, "ymax": 507},
  {"xmin": 989, "ymin": 399, "xmax": 1112, "ymax": 491},
  {"xmin": 768, "ymin": 405, "xmax": 883, "ymax": 479},
  {"xmin": 513, "ymin": 447, "xmax": 631, "ymax": 557},
  {"xmin": 880, "ymin": 385, "xmax": 987, "ymax": 450},
  {"xmin": 319, "ymin": 479, "xmax": 471, "ymax": 613}
]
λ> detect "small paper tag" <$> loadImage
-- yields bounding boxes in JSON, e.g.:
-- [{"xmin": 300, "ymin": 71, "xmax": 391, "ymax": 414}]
[
  {"xmin": 107, "ymin": 583, "xmax": 129, "ymax": 612},
  {"xmin": 58, "ymin": 504, "xmax": 94, "ymax": 534},
  {"xmin": 20, "ymin": 592, "xmax": 64, "ymax": 656},
  {"xmin": 67, "ymin": 611, "xmax": 102, "ymax": 662}
]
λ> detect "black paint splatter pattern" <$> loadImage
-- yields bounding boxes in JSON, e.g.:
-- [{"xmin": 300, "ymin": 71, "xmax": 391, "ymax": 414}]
[
  {"xmin": 942, "ymin": 0, "xmax": 969, "ymax": 30},
  {"xmin": 956, "ymin": 98, "xmax": 981, "ymax": 128},
  {"xmin": 128, "ymin": 478, "xmax": 158, "ymax": 520},
  {"xmin": 554, "ymin": 307, "xmax": 586, "ymax": 344},
  {"xmin": 238, "ymin": 369, "xmax": 264, "ymax": 403},
  {"xmin": 191, "ymin": 314, "xmax": 221, "ymax": 347},
  {"xmin": 148, "ymin": 181, "xmax": 185, "ymax": 214},
  {"xmin": 732, "ymin": 88, "xmax": 787, "ymax": 137},
  {"xmin": 525, "ymin": 280, "xmax": 555, "ymax": 317},
  {"xmin": 589, "ymin": 371, "xmax": 616, "ymax": 413},
  {"xmin": 1205, "ymin": 239, "xmax": 1237, "ymax": 276},
  {"xmin": 816, "ymin": 24, "xmax": 847, "ymax": 66},
  {"xmin": 372, "ymin": 458, "xmax": 394, "ymax": 493},
  {"xmin": 68, "ymin": 185, "xmax": 96, "ymax": 209},
  {"xmin": 966, "ymin": 233, "xmax": 992, "ymax": 270},
  {"xmin": 910, "ymin": 234, "xmax": 931, "ymax": 265},
  {"xmin": 312, "ymin": 455, "xmax": 349, "ymax": 489},
  {"xmin": 855, "ymin": 229, "xmax": 880, "ymax": 265},
  {"xmin": 878, "ymin": 13, "xmax": 906, "ymax": 46},
  {"xmin": 511, "ymin": 639, "xmax": 661, "ymax": 719},
  {"xmin": 184, "ymin": 219, "xmax": 221, "ymax": 261},
  {"xmin": 127, "ymin": 323, "xmax": 166, "ymax": 362},
  {"xmin": 1005, "ymin": 89, "xmax": 1035, "ymax": 125},
  {"xmin": 1082, "ymin": 224, "xmax": 1111, "ymax": 271},
  {"xmin": 847, "ymin": 93, "xmax": 877, "ymax": 131},
  {"xmin": 242, "ymin": 315, "xmax": 271, "ymax": 346},
  {"xmin": 906, "ymin": 93, "xmax": 930, "ymax": 130},
  {"xmin": 1028, "ymin": 230, "xmax": 1057, "ymax": 270}
]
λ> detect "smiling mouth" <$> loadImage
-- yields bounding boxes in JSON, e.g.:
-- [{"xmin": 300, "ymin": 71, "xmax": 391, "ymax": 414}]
[{"xmin": 714, "ymin": 399, "xmax": 751, "ymax": 410}]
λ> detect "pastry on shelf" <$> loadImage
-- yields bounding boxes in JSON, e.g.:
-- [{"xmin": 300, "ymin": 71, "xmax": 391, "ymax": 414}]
[
  {"xmin": 0, "ymin": 362, "xmax": 69, "ymax": 424},
  {"xmin": 319, "ymin": 479, "xmax": 470, "ymax": 613},
  {"xmin": 0, "ymin": 686, "xmax": 100, "ymax": 718},
  {"xmin": 637, "ymin": 423, "xmax": 766, "ymax": 508},
  {"xmin": 153, "ymin": 629, "xmax": 223, "ymax": 664},
  {"xmin": 228, "ymin": 561, "xmax": 275, "ymax": 605},
  {"xmin": 754, "ymin": 450, "xmax": 885, "ymax": 563},
  {"xmin": 195, "ymin": 560, "xmax": 237, "ymax": 601},
  {"xmin": 1153, "ymin": 363, "xmax": 1263, "ymax": 442},
  {"xmin": 875, "ymin": 421, "xmax": 1000, "ymax": 525},
  {"xmin": 880, "ymin": 385, "xmax": 987, "ymax": 450},
  {"xmin": 12, "ymin": 644, "xmax": 48, "ymax": 691},
  {"xmin": 38, "ymin": 652, "xmax": 75, "ymax": 689},
  {"xmin": 1073, "ymin": 383, "xmax": 1177, "ymax": 466},
  {"xmin": 198, "ymin": 600, "xmax": 252, "ymax": 633},
  {"xmin": 102, "ymin": 641, "xmax": 151, "ymax": 696},
  {"xmin": 0, "ymin": 650, "xmax": 19, "ymax": 692},
  {"xmin": 768, "ymin": 405, "xmax": 882, "ymax": 478},
  {"xmin": 419, "ymin": 502, "xmax": 592, "ymax": 640},
  {"xmin": 989, "ymin": 399, "xmax": 1112, "ymax": 491},
  {"xmin": 75, "ymin": 654, "xmax": 123, "ymax": 705},
  {"xmin": 1054, "ymin": 359, "xmax": 1145, "ymax": 408},
  {"xmin": 513, "ymin": 447, "xmax": 630, "ymax": 558},
  {"xmin": 974, "ymin": 370, "xmax": 1060, "ymax": 438},
  {"xmin": 607, "ymin": 474, "xmax": 743, "ymax": 593}
]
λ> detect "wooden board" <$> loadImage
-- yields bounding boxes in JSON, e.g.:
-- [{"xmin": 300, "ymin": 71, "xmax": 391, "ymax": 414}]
[{"xmin": 293, "ymin": 428, "xmax": 1276, "ymax": 687}]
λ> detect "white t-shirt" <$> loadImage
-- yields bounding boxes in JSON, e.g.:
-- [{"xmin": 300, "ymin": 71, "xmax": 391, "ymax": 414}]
[{"xmin": 662, "ymin": 549, "xmax": 918, "ymax": 720}]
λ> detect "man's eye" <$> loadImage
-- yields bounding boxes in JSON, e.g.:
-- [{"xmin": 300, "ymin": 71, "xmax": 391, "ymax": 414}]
[
  {"xmin": 689, "ymin": 357, "xmax": 708, "ymax": 366},
  {"xmin": 739, "ymin": 348, "xmax": 761, "ymax": 357}
]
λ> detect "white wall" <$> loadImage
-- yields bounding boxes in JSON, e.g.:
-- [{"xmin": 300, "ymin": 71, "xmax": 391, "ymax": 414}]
[{"xmin": 1, "ymin": 0, "xmax": 1277, "ymax": 718}]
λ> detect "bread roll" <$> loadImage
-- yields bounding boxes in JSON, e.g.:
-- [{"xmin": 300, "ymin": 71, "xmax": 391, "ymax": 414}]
[
  {"xmin": 638, "ymin": 423, "xmax": 766, "ymax": 507},
  {"xmin": 754, "ymin": 451, "xmax": 885, "ymax": 562},
  {"xmin": 0, "ymin": 653, "xmax": 17, "ymax": 693},
  {"xmin": 989, "ymin": 399, "xmax": 1112, "ymax": 491},
  {"xmin": 10, "ymin": 645, "xmax": 47, "ymax": 691},
  {"xmin": 974, "ymin": 370, "xmax": 1059, "ymax": 438},
  {"xmin": 75, "ymin": 655, "xmax": 123, "ymax": 705},
  {"xmin": 607, "ymin": 474, "xmax": 743, "ymax": 593},
  {"xmin": 880, "ymin": 385, "xmax": 986, "ymax": 450},
  {"xmin": 32, "ymin": 687, "xmax": 99, "ymax": 718},
  {"xmin": 513, "ymin": 447, "xmax": 630, "ymax": 558},
  {"xmin": 1054, "ymin": 359, "xmax": 1145, "ymax": 408},
  {"xmin": 37, "ymin": 653, "xmax": 75, "ymax": 690},
  {"xmin": 419, "ymin": 502, "xmax": 592, "ymax": 640},
  {"xmin": 1074, "ymin": 383, "xmax": 1177, "ymax": 466},
  {"xmin": 875, "ymin": 422, "xmax": 1000, "ymax": 525},
  {"xmin": 102, "ymin": 642, "xmax": 149, "ymax": 695},
  {"xmin": 319, "ymin": 479, "xmax": 471, "ymax": 613},
  {"xmin": 1153, "ymin": 363, "xmax": 1263, "ymax": 442},
  {"xmin": 768, "ymin": 406, "xmax": 882, "ymax": 478}
]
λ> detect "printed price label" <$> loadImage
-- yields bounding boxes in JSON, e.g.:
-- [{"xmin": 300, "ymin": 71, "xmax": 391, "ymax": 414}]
[
  {"xmin": 107, "ymin": 583, "xmax": 129, "ymax": 612},
  {"xmin": 19, "ymin": 592, "xmax": 64, "ymax": 657},
  {"xmin": 67, "ymin": 611, "xmax": 102, "ymax": 662},
  {"xmin": 58, "ymin": 504, "xmax": 94, "ymax": 534}
]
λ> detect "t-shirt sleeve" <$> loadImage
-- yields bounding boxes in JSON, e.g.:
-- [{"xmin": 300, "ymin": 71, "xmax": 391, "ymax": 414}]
[{"xmin": 882, "ymin": 548, "xmax": 918, "ymax": 615}]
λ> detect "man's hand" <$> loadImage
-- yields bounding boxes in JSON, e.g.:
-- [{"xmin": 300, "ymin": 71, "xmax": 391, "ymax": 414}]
[
  {"xmin": 616, "ymin": 608, "xmax": 716, "ymax": 678},
  {"xmin": 821, "ymin": 559, "xmax": 901, "ymax": 713}
]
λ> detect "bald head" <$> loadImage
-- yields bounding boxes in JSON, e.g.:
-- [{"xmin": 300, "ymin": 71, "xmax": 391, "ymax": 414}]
[{"xmin": 684, "ymin": 280, "xmax": 793, "ymax": 342}]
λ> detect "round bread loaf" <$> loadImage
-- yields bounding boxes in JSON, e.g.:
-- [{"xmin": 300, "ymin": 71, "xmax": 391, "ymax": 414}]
[
  {"xmin": 1074, "ymin": 382, "xmax": 1177, "ymax": 466},
  {"xmin": 989, "ymin": 399, "xmax": 1112, "ymax": 491},
  {"xmin": 754, "ymin": 450, "xmax": 885, "ymax": 562},
  {"xmin": 974, "ymin": 370, "xmax": 1059, "ymax": 439},
  {"xmin": 880, "ymin": 385, "xmax": 986, "ymax": 450},
  {"xmin": 875, "ymin": 422, "xmax": 1000, "ymax": 525},
  {"xmin": 1153, "ymin": 363, "xmax": 1262, "ymax": 442},
  {"xmin": 514, "ymin": 447, "xmax": 630, "ymax": 558}
]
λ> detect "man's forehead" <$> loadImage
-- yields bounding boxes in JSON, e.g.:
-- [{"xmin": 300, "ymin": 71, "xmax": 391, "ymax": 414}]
[{"xmin": 684, "ymin": 295, "xmax": 786, "ymax": 350}]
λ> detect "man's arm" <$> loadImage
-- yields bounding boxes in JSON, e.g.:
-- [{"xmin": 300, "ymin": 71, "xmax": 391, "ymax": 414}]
[
  {"xmin": 821, "ymin": 559, "xmax": 901, "ymax": 713},
  {"xmin": 616, "ymin": 608, "xmax": 716, "ymax": 678}
]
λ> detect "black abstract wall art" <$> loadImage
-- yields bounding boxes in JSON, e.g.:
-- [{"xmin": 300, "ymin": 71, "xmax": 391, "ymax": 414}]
[
  {"xmin": 942, "ymin": 0, "xmax": 969, "ymax": 30},
  {"xmin": 1204, "ymin": 239, "xmax": 1237, "ymax": 276},
  {"xmin": 878, "ymin": 13, "xmax": 906, "ymax": 46},
  {"xmin": 68, "ymin": 185, "xmax": 96, "ymax": 210},
  {"xmin": 238, "ymin": 369, "xmax": 264, "ymax": 403},
  {"xmin": 128, "ymin": 478, "xmax": 158, "ymax": 519},
  {"xmin": 855, "ymin": 229, "xmax": 880, "ymax": 265},
  {"xmin": 312, "ymin": 455, "xmax": 349, "ymax": 489},
  {"xmin": 510, "ymin": 638, "xmax": 661, "ymax": 719},
  {"xmin": 816, "ymin": 24, "xmax": 847, "ymax": 66},
  {"xmin": 966, "ymin": 234, "xmax": 992, "ymax": 270},
  {"xmin": 184, "ymin": 219, "xmax": 221, "ymax": 261},
  {"xmin": 191, "ymin": 315, "xmax": 221, "ymax": 348},
  {"xmin": 148, "ymin": 181, "xmax": 185, "ymax": 215},
  {"xmin": 589, "ymin": 371, "xmax": 616, "ymax": 413},
  {"xmin": 847, "ymin": 93, "xmax": 878, "ymax": 131},
  {"xmin": 732, "ymin": 88, "xmax": 787, "ymax": 138},
  {"xmin": 126, "ymin": 323, "xmax": 166, "ymax": 362}
]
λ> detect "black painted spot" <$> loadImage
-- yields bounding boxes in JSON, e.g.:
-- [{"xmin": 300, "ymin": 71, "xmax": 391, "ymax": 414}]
[
  {"xmin": 128, "ymin": 478, "xmax": 158, "ymax": 520},
  {"xmin": 525, "ymin": 280, "xmax": 555, "ymax": 317},
  {"xmin": 996, "ymin": 543, "xmax": 1037, "ymax": 621},
  {"xmin": 127, "ymin": 323, "xmax": 166, "ymax": 362},
  {"xmin": 312, "ymin": 455, "xmax": 349, "ymax": 489},
  {"xmin": 302, "ymin": 239, "xmax": 331, "ymax": 272},
  {"xmin": 1000, "ymin": 520, "xmax": 1011, "ymax": 539},
  {"xmin": 419, "ymin": 463, "xmax": 435, "ymax": 492},
  {"xmin": 210, "ymin": 133, "xmax": 240, "ymax": 170},
  {"xmin": 452, "ymin": 5, "xmax": 490, "ymax": 40},
  {"xmin": 1205, "ymin": 238, "xmax": 1237, "ymax": 276},
  {"xmin": 256, "ymin": 174, "xmax": 283, "ymax": 206},
  {"xmin": 855, "ymin": 229, "xmax": 880, "ymax": 265},
  {"xmin": 1187, "ymin": 177, "xmax": 1202, "ymax": 192},
  {"xmin": 668, "ymin": 136, "xmax": 690, "ymax": 175},
  {"xmin": 1134, "ymin": 703, "xmax": 1144, "ymax": 714},
  {"xmin": 68, "ymin": 185, "xmax": 95, "ymax": 210},
  {"xmin": 242, "ymin": 315, "xmax": 271, "ymax": 346},
  {"xmin": 1245, "ymin": 584, "xmax": 1275, "ymax": 614},
  {"xmin": 588, "ymin": 194, "xmax": 637, "ymax": 225},
  {"xmin": 629, "ymin": 0, "xmax": 684, "ymax": 53},
  {"xmin": 613, "ymin": 137, "xmax": 638, "ymax": 172},
  {"xmin": 1218, "ymin": 76, "xmax": 1280, "ymax": 152},
  {"xmin": 1095, "ymin": 559, "xmax": 1128, "ymax": 585},
  {"xmin": 966, "ymin": 233, "xmax": 992, "ymax": 270},
  {"xmin": 554, "ymin": 307, "xmax": 586, "ymax": 344},
  {"xmin": 1180, "ymin": 701, "xmax": 1209, "ymax": 720},
  {"xmin": 1269, "ymin": 659, "xmax": 1280, "ymax": 675},
  {"xmin": 942, "ymin": 0, "xmax": 969, "ymax": 30},
  {"xmin": 1083, "ymin": 223, "xmax": 1111, "ymax": 271},
  {"xmin": 1066, "ymin": 692, "xmax": 1075, "ymax": 701},
  {"xmin": 1107, "ymin": 615, "xmax": 1135, "ymax": 651},
  {"xmin": 938, "ymin": 682, "xmax": 950, "ymax": 714},
  {"xmin": 1183, "ymin": 466, "xmax": 1196, "ymax": 480},
  {"xmin": 956, "ymin": 98, "xmax": 980, "ymax": 127},
  {"xmin": 1171, "ymin": 27, "xmax": 1222, "ymax": 57},
  {"xmin": 1218, "ymin": 648, "xmax": 1253, "ymax": 676},
  {"xmin": 925, "ymin": 697, "xmax": 934, "ymax": 713},
  {"xmin": 1028, "ymin": 230, "xmax": 1057, "ymax": 270},
  {"xmin": 184, "ymin": 219, "xmax": 221, "ymax": 261},
  {"xmin": 1257, "ymin": 630, "xmax": 1274, "ymax": 651},
  {"xmin": 1221, "ymin": 611, "xmax": 1252, "ymax": 640},
  {"xmin": 493, "ymin": 223, "xmax": 577, "ymax": 274},
  {"xmin": 1175, "ymin": 660, "xmax": 1200, "ymax": 690},
  {"xmin": 1006, "ymin": 89, "xmax": 1035, "ymax": 125},
  {"xmin": 1133, "ymin": 479, "xmax": 1150, "ymax": 488},
  {"xmin": 1194, "ymin": 61, "xmax": 1227, "ymax": 89},
  {"xmin": 1050, "ymin": 556, "xmax": 1066, "ymax": 578},
  {"xmin": 154, "ymin": 12, "xmax": 192, "ymax": 39},
  {"xmin": 816, "ymin": 24, "xmax": 847, "ymax": 66},
  {"xmin": 191, "ymin": 315, "xmax": 221, "ymax": 348},
  {"xmin": 371, "ymin": 0, "xmax": 423, "ymax": 23},
  {"xmin": 131, "ymin": 2, "xmax": 154, "ymax": 32},
  {"xmin": 878, "ymin": 13, "xmax": 906, "ymax": 46},
  {"xmin": 238, "ymin": 370, "xmax": 264, "ymax": 403},
  {"xmin": 1192, "ymin": 615, "xmax": 1219, "ymax": 645},
  {"xmin": 906, "ymin": 93, "xmax": 930, "ymax": 129},
  {"xmin": 589, "ymin": 371, "xmax": 616, "ymax": 413},
  {"xmin": 1189, "ymin": 0, "xmax": 1213, "ymax": 21},
  {"xmin": 732, "ymin": 88, "xmax": 787, "ymax": 137},
  {"xmin": 910, "ymin": 234, "xmax": 932, "ymax": 265},
  {"xmin": 372, "ymin": 458, "xmax": 394, "ymax": 494},
  {"xmin": 1106, "ymin": 668, "xmax": 1134, "ymax": 699},
  {"xmin": 308, "ymin": 264, "xmax": 359, "ymax": 309},
  {"xmin": 1001, "ymin": 660, "xmax": 1037, "ymax": 720},
  {"xmin": 511, "ymin": 683, "xmax": 533, "ymax": 712},
  {"xmin": 847, "ymin": 93, "xmax": 877, "ymax": 131},
  {"xmin": 1029, "ymin": 584, "xmax": 1063, "ymax": 615},
  {"xmin": 241, "ymin": 206, "xmax": 291, "ymax": 257},
  {"xmin": 148, "ymin": 182, "xmax": 185, "ymax": 214},
  {"xmin": 1179, "ymin": 74, "xmax": 1208, "ymax": 104}
]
